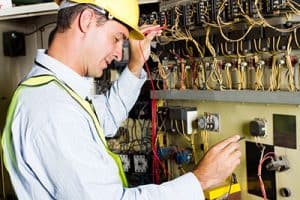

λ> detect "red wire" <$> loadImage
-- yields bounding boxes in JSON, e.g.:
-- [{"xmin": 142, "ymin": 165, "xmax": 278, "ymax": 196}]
[
  {"xmin": 138, "ymin": 23, "xmax": 168, "ymax": 183},
  {"xmin": 138, "ymin": 41, "xmax": 168, "ymax": 184},
  {"xmin": 143, "ymin": 16, "xmax": 167, "ymax": 36},
  {"xmin": 143, "ymin": 25, "xmax": 167, "ymax": 36},
  {"xmin": 257, "ymin": 152, "xmax": 275, "ymax": 200}
]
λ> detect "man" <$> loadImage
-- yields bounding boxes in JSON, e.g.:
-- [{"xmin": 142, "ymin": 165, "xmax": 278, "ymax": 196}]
[{"xmin": 2, "ymin": 0, "xmax": 241, "ymax": 199}]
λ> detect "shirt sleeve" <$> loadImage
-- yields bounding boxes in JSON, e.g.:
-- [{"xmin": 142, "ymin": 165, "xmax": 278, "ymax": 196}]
[
  {"xmin": 123, "ymin": 173, "xmax": 205, "ymax": 200},
  {"xmin": 93, "ymin": 67, "xmax": 147, "ymax": 137},
  {"xmin": 18, "ymin": 94, "xmax": 204, "ymax": 200},
  {"xmin": 31, "ymin": 125, "xmax": 204, "ymax": 200}
]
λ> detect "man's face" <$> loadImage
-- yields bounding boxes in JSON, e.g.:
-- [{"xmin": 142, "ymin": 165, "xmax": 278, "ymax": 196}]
[{"xmin": 82, "ymin": 18, "xmax": 129, "ymax": 77}]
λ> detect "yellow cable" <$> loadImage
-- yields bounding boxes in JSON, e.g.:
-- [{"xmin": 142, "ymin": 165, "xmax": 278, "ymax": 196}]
[
  {"xmin": 294, "ymin": 28, "xmax": 300, "ymax": 48},
  {"xmin": 254, "ymin": 0, "xmax": 300, "ymax": 33},
  {"xmin": 286, "ymin": 34, "xmax": 295, "ymax": 92},
  {"xmin": 269, "ymin": 55, "xmax": 279, "ymax": 91},
  {"xmin": 239, "ymin": 62, "xmax": 247, "ymax": 89},
  {"xmin": 225, "ymin": 64, "xmax": 232, "ymax": 89},
  {"xmin": 196, "ymin": 62, "xmax": 206, "ymax": 89},
  {"xmin": 191, "ymin": 128, "xmax": 199, "ymax": 164},
  {"xmin": 201, "ymin": 130, "xmax": 209, "ymax": 153},
  {"xmin": 174, "ymin": 120, "xmax": 191, "ymax": 143},
  {"xmin": 180, "ymin": 59, "xmax": 186, "ymax": 90},
  {"xmin": 255, "ymin": 62, "xmax": 265, "ymax": 91}
]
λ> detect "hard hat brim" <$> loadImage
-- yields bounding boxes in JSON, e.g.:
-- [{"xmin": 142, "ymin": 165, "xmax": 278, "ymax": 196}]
[
  {"xmin": 129, "ymin": 29, "xmax": 144, "ymax": 40},
  {"xmin": 55, "ymin": 0, "xmax": 144, "ymax": 40}
]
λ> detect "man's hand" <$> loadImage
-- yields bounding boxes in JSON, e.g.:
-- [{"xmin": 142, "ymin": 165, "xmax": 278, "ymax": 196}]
[
  {"xmin": 128, "ymin": 25, "xmax": 162, "ymax": 77},
  {"xmin": 193, "ymin": 135, "xmax": 242, "ymax": 190}
]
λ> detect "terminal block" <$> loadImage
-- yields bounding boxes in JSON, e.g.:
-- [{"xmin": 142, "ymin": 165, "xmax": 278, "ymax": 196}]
[
  {"xmin": 266, "ymin": 155, "xmax": 290, "ymax": 172},
  {"xmin": 119, "ymin": 154, "xmax": 132, "ymax": 173},
  {"xmin": 133, "ymin": 154, "xmax": 149, "ymax": 173},
  {"xmin": 197, "ymin": 112, "xmax": 220, "ymax": 132},
  {"xmin": 157, "ymin": 106, "xmax": 198, "ymax": 134}
]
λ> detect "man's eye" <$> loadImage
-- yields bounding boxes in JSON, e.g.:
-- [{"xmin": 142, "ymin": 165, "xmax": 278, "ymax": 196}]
[{"xmin": 114, "ymin": 36, "xmax": 120, "ymax": 43}]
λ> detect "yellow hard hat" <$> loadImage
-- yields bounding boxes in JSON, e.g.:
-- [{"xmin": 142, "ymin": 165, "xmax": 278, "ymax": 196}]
[{"xmin": 55, "ymin": 0, "xmax": 144, "ymax": 40}]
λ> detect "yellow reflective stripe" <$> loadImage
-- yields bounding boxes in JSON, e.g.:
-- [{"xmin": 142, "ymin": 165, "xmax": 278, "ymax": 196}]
[
  {"xmin": 22, "ymin": 76, "xmax": 108, "ymax": 147},
  {"xmin": 15, "ymin": 75, "xmax": 127, "ymax": 187},
  {"xmin": 21, "ymin": 75, "xmax": 55, "ymax": 86},
  {"xmin": 1, "ymin": 86, "xmax": 24, "ymax": 170},
  {"xmin": 107, "ymin": 151, "xmax": 128, "ymax": 187}
]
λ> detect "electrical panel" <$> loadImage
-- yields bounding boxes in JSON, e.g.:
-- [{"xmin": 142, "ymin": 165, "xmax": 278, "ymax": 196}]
[
  {"xmin": 145, "ymin": 0, "xmax": 300, "ymax": 195},
  {"xmin": 197, "ymin": 112, "xmax": 220, "ymax": 132},
  {"xmin": 157, "ymin": 106, "xmax": 197, "ymax": 134},
  {"xmin": 116, "ymin": 0, "xmax": 300, "ymax": 198}
]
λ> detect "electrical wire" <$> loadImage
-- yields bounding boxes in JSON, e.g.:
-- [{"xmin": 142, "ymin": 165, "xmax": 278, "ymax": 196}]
[
  {"xmin": 205, "ymin": 58, "xmax": 224, "ymax": 91},
  {"xmin": 225, "ymin": 64, "xmax": 233, "ymax": 89},
  {"xmin": 257, "ymin": 147, "xmax": 275, "ymax": 200},
  {"xmin": 150, "ymin": 52, "xmax": 170, "ymax": 81},
  {"xmin": 253, "ymin": 0, "xmax": 300, "ymax": 33},
  {"xmin": 171, "ymin": 65, "xmax": 179, "ymax": 89},
  {"xmin": 158, "ymin": 8, "xmax": 205, "ymax": 58},
  {"xmin": 138, "ymin": 41, "xmax": 168, "ymax": 184},
  {"xmin": 269, "ymin": 55, "xmax": 280, "ymax": 91},
  {"xmin": 24, "ymin": 22, "xmax": 56, "ymax": 36},
  {"xmin": 191, "ymin": 129, "xmax": 199, "ymax": 164},
  {"xmin": 196, "ymin": 61, "xmax": 206, "ymax": 89},
  {"xmin": 255, "ymin": 62, "xmax": 265, "ymax": 91},
  {"xmin": 286, "ymin": 0, "xmax": 300, "ymax": 15},
  {"xmin": 179, "ymin": 59, "xmax": 187, "ymax": 90},
  {"xmin": 285, "ymin": 34, "xmax": 296, "ymax": 91},
  {"xmin": 200, "ymin": 130, "xmax": 209, "ymax": 153},
  {"xmin": 293, "ymin": 28, "xmax": 300, "ymax": 48},
  {"xmin": 174, "ymin": 120, "xmax": 191, "ymax": 143},
  {"xmin": 225, "ymin": 174, "xmax": 234, "ymax": 200}
]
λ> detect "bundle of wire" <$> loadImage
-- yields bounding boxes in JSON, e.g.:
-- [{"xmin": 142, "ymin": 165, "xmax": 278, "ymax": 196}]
[
  {"xmin": 138, "ymin": 29, "xmax": 168, "ymax": 183},
  {"xmin": 257, "ymin": 150, "xmax": 275, "ymax": 200}
]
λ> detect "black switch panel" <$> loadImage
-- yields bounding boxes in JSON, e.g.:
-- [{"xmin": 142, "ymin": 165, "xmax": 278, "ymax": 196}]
[
  {"xmin": 273, "ymin": 114, "xmax": 297, "ymax": 149},
  {"xmin": 3, "ymin": 31, "xmax": 26, "ymax": 57}
]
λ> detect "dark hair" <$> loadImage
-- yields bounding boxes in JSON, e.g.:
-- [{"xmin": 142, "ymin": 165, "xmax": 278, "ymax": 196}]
[
  {"xmin": 54, "ymin": 4, "xmax": 108, "ymax": 33},
  {"xmin": 48, "ymin": 26, "xmax": 57, "ymax": 46}
]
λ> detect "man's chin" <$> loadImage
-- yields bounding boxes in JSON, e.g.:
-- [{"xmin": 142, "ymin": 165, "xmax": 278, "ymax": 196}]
[{"xmin": 95, "ymin": 72, "xmax": 103, "ymax": 78}]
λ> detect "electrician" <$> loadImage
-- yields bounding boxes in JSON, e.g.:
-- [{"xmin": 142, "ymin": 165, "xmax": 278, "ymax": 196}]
[{"xmin": 2, "ymin": 0, "xmax": 241, "ymax": 199}]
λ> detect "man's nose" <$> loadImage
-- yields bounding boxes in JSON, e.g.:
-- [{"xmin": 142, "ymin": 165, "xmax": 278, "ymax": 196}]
[{"xmin": 113, "ymin": 41, "xmax": 123, "ymax": 62}]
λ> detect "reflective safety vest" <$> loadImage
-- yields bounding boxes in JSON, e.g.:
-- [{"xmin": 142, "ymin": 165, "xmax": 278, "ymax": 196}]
[{"xmin": 1, "ymin": 75, "xmax": 128, "ymax": 187}]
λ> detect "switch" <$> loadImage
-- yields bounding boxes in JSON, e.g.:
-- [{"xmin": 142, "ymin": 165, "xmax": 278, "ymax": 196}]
[
  {"xmin": 133, "ymin": 154, "xmax": 149, "ymax": 173},
  {"xmin": 279, "ymin": 187, "xmax": 291, "ymax": 197},
  {"xmin": 119, "ymin": 154, "xmax": 131, "ymax": 173},
  {"xmin": 3, "ymin": 31, "xmax": 26, "ymax": 57},
  {"xmin": 197, "ymin": 113, "xmax": 220, "ymax": 132},
  {"xmin": 249, "ymin": 119, "xmax": 266, "ymax": 137},
  {"xmin": 266, "ymin": 155, "xmax": 290, "ymax": 172}
]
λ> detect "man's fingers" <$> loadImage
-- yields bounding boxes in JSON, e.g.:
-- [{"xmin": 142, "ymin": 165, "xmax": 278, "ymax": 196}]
[
  {"xmin": 144, "ymin": 30, "xmax": 161, "ymax": 41},
  {"xmin": 140, "ymin": 24, "xmax": 160, "ymax": 30},
  {"xmin": 224, "ymin": 142, "xmax": 241, "ymax": 155},
  {"xmin": 213, "ymin": 135, "xmax": 240, "ymax": 151},
  {"xmin": 140, "ymin": 25, "xmax": 160, "ymax": 35}
]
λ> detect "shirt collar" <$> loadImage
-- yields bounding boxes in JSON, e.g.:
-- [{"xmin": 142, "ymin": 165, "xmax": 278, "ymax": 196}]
[{"xmin": 34, "ymin": 49, "xmax": 94, "ymax": 99}]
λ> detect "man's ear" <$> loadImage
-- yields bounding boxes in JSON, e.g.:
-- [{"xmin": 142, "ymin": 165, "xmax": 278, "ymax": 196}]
[{"xmin": 78, "ymin": 8, "xmax": 94, "ymax": 33}]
